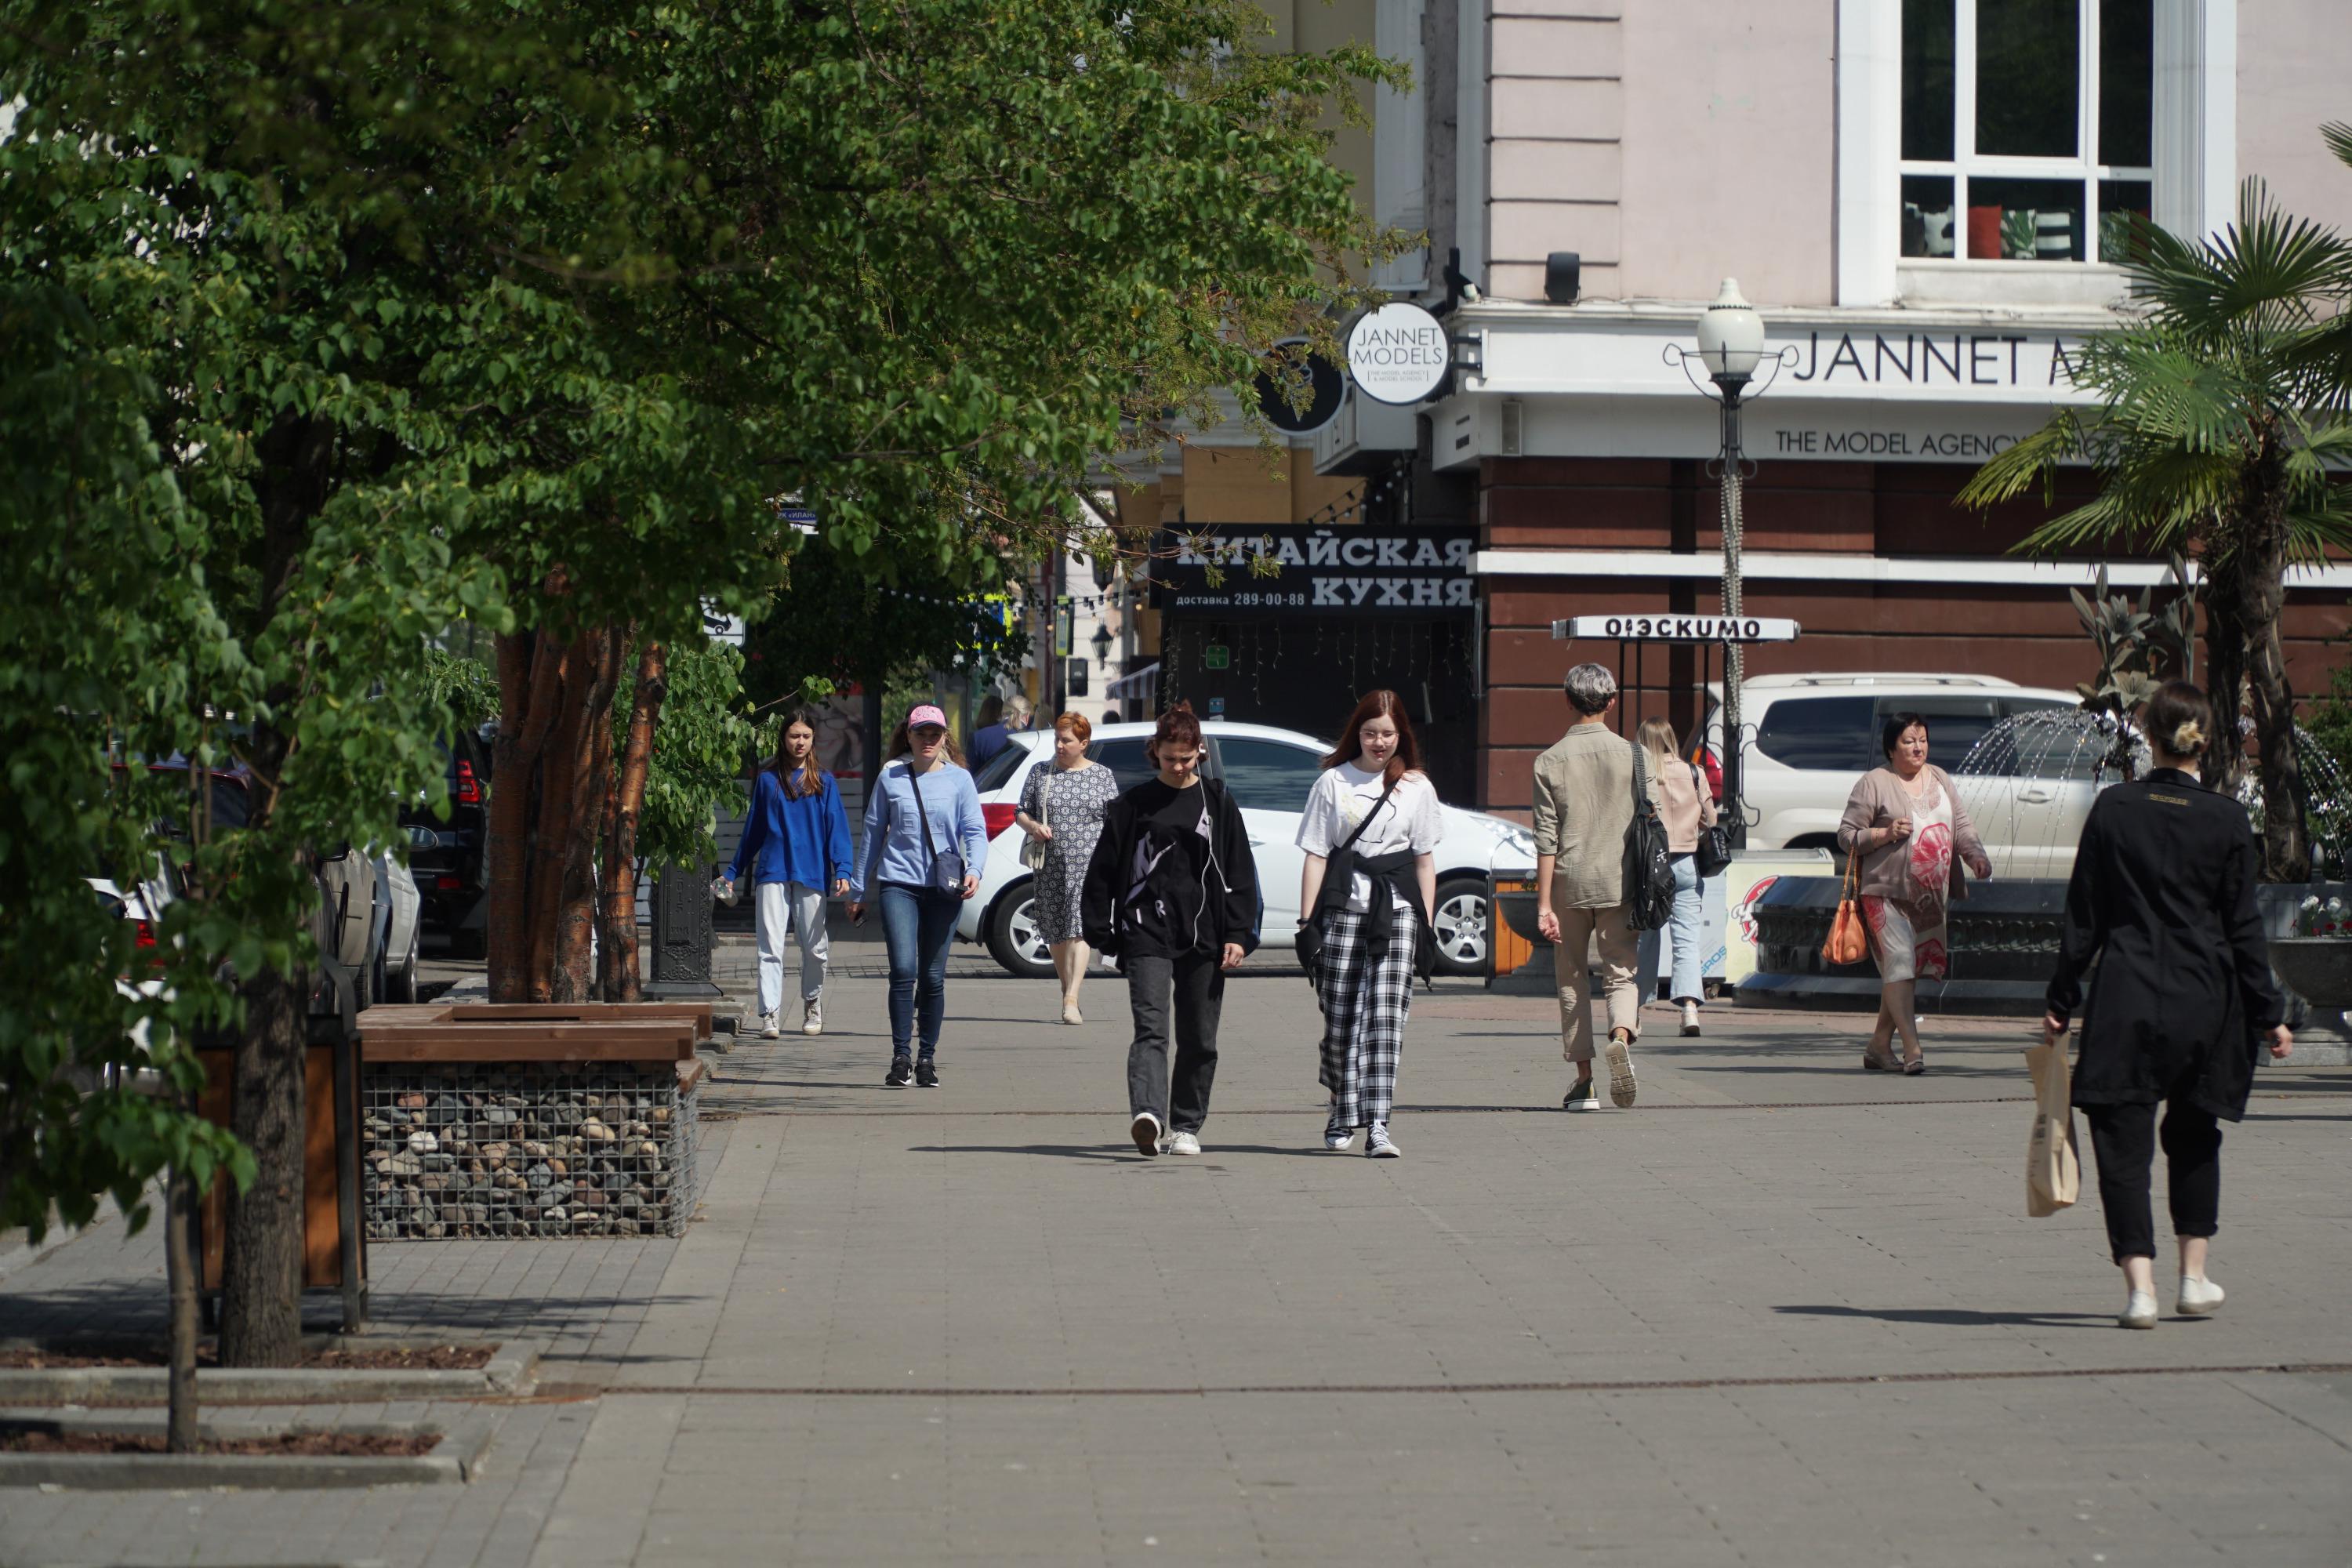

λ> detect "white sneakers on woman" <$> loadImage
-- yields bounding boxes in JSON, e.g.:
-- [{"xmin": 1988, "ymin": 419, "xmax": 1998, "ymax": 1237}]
[
  {"xmin": 2120, "ymin": 1274, "xmax": 2224, "ymax": 1328},
  {"xmin": 2178, "ymin": 1274, "xmax": 2226, "ymax": 1316},
  {"xmin": 760, "ymin": 1012, "xmax": 782, "ymax": 1040}
]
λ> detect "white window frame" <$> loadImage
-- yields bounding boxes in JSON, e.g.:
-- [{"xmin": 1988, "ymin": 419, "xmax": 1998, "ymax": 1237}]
[
  {"xmin": 1896, "ymin": 0, "xmax": 2151, "ymax": 265},
  {"xmin": 1837, "ymin": 0, "xmax": 2234, "ymax": 307}
]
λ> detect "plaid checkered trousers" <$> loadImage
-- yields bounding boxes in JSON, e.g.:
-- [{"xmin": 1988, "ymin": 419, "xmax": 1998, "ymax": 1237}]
[{"xmin": 1314, "ymin": 899, "xmax": 1420, "ymax": 1127}]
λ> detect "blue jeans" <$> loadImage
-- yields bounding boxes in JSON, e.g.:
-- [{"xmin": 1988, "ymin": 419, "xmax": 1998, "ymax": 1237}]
[
  {"xmin": 1636, "ymin": 854, "xmax": 1708, "ymax": 1006},
  {"xmin": 879, "ymin": 882, "xmax": 960, "ymax": 1058}
]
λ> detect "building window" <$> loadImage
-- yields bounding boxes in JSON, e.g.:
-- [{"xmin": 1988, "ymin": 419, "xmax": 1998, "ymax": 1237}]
[{"xmin": 1898, "ymin": 0, "xmax": 2151, "ymax": 263}]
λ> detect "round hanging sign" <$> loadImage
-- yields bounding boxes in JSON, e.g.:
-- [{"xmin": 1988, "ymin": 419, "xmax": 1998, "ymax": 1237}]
[{"xmin": 1345, "ymin": 302, "xmax": 1449, "ymax": 405}]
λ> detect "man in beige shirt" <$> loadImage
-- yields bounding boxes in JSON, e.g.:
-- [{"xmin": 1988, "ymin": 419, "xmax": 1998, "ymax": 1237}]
[{"xmin": 1533, "ymin": 662, "xmax": 1656, "ymax": 1111}]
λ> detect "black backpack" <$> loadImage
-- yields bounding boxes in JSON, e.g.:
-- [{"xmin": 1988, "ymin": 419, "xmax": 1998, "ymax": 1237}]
[{"xmin": 1623, "ymin": 745, "xmax": 1675, "ymax": 931}]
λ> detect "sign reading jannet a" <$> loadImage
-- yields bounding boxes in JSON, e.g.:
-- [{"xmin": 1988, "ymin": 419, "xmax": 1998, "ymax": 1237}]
[{"xmin": 1345, "ymin": 302, "xmax": 1448, "ymax": 405}]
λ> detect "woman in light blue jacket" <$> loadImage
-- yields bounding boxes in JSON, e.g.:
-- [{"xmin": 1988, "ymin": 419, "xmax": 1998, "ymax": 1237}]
[
  {"xmin": 846, "ymin": 704, "xmax": 988, "ymax": 1087},
  {"xmin": 721, "ymin": 710, "xmax": 854, "ymax": 1040}
]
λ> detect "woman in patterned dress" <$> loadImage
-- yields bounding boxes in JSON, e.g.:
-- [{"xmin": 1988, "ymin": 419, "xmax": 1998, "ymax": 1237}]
[
  {"xmin": 1836, "ymin": 713, "xmax": 1992, "ymax": 1074},
  {"xmin": 1018, "ymin": 712, "xmax": 1119, "ymax": 1024}
]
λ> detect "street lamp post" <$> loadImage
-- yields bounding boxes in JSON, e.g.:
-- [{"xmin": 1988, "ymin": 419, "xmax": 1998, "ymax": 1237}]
[{"xmin": 1667, "ymin": 279, "xmax": 1791, "ymax": 850}]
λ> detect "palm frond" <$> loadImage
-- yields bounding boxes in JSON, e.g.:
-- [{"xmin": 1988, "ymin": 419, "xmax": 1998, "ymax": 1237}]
[
  {"xmin": 2016, "ymin": 487, "xmax": 2200, "ymax": 558},
  {"xmin": 1955, "ymin": 417, "xmax": 2082, "ymax": 509},
  {"xmin": 2125, "ymin": 180, "xmax": 2350, "ymax": 343},
  {"xmin": 2325, "ymin": 121, "xmax": 2352, "ymax": 172}
]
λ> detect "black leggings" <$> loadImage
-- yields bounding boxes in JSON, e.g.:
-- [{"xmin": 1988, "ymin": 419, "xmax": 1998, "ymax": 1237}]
[{"xmin": 2081, "ymin": 1097, "xmax": 2223, "ymax": 1265}]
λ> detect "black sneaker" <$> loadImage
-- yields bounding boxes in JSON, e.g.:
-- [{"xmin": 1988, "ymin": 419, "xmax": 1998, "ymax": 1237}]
[
  {"xmin": 885, "ymin": 1055, "xmax": 914, "ymax": 1088},
  {"xmin": 915, "ymin": 1058, "xmax": 939, "ymax": 1089}
]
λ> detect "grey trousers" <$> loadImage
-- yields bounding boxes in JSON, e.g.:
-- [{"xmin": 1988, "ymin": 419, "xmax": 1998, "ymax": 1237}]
[{"xmin": 1125, "ymin": 950, "xmax": 1225, "ymax": 1134}]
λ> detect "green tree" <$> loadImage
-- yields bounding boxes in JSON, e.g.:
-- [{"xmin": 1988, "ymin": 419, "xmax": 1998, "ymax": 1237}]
[
  {"xmin": 4, "ymin": 0, "xmax": 1397, "ymax": 1363},
  {"xmin": 1962, "ymin": 136, "xmax": 2352, "ymax": 880}
]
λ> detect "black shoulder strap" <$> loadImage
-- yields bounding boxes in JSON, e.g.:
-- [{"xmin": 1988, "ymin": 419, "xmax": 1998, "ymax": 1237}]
[
  {"xmin": 1337, "ymin": 772, "xmax": 1403, "ymax": 855},
  {"xmin": 905, "ymin": 761, "xmax": 938, "ymax": 862}
]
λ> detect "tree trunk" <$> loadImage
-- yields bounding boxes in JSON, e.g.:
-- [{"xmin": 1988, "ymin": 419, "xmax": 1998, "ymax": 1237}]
[
  {"xmin": 524, "ymin": 636, "xmax": 597, "ymax": 1002},
  {"xmin": 220, "ymin": 414, "xmax": 333, "ymax": 1364},
  {"xmin": 2200, "ymin": 553, "xmax": 2249, "ymax": 795},
  {"xmin": 219, "ymin": 957, "xmax": 307, "ymax": 1367},
  {"xmin": 2239, "ymin": 448, "xmax": 2307, "ymax": 882},
  {"xmin": 164, "ymin": 1159, "xmax": 200, "ymax": 1451},
  {"xmin": 488, "ymin": 610, "xmax": 572, "ymax": 1002},
  {"xmin": 600, "ymin": 641, "xmax": 667, "ymax": 1001},
  {"xmin": 555, "ymin": 626, "xmax": 625, "ymax": 1001}
]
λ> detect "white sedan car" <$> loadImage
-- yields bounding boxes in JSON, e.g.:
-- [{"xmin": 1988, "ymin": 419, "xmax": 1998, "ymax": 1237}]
[{"xmin": 959, "ymin": 720, "xmax": 1538, "ymax": 978}]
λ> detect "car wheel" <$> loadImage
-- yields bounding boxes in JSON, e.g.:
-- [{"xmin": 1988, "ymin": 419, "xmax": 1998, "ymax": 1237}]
[
  {"xmin": 983, "ymin": 885, "xmax": 1058, "ymax": 979},
  {"xmin": 387, "ymin": 933, "xmax": 419, "ymax": 1004},
  {"xmin": 1431, "ymin": 877, "xmax": 1492, "ymax": 976}
]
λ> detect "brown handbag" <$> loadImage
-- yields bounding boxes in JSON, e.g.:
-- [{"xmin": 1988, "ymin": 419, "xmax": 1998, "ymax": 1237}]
[{"xmin": 1821, "ymin": 847, "xmax": 1870, "ymax": 966}]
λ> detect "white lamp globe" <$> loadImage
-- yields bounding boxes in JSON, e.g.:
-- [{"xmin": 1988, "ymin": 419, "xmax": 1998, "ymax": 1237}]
[{"xmin": 1696, "ymin": 278, "xmax": 1766, "ymax": 385}]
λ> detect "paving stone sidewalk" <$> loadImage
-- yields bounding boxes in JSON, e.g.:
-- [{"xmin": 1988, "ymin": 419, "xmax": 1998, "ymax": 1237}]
[{"xmin": 5, "ymin": 967, "xmax": 2349, "ymax": 1566}]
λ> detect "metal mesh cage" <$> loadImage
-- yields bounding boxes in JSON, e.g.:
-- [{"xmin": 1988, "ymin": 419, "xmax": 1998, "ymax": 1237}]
[{"xmin": 361, "ymin": 1061, "xmax": 699, "ymax": 1240}]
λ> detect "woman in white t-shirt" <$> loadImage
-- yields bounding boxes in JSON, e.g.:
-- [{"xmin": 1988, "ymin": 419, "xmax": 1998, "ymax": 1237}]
[{"xmin": 1295, "ymin": 690, "xmax": 1443, "ymax": 1157}]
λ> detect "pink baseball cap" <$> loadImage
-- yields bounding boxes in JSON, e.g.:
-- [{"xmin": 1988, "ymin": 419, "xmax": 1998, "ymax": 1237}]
[{"xmin": 907, "ymin": 704, "xmax": 949, "ymax": 731}]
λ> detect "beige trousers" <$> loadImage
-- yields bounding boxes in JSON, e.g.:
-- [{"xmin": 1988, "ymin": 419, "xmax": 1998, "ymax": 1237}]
[{"xmin": 1552, "ymin": 900, "xmax": 1640, "ymax": 1065}]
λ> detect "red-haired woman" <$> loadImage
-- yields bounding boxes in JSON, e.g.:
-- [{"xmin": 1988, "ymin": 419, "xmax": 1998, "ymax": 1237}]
[
  {"xmin": 1081, "ymin": 703, "xmax": 1260, "ymax": 1158},
  {"xmin": 1296, "ymin": 691, "xmax": 1442, "ymax": 1156}
]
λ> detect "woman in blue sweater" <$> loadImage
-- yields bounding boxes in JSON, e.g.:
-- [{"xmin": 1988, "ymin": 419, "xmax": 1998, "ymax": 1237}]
[
  {"xmin": 847, "ymin": 704, "xmax": 989, "ymax": 1087},
  {"xmin": 723, "ymin": 710, "xmax": 855, "ymax": 1039}
]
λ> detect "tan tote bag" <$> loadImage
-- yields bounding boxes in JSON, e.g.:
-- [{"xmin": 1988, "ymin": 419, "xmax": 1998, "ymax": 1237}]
[
  {"xmin": 1820, "ymin": 848, "xmax": 1870, "ymax": 967},
  {"xmin": 2024, "ymin": 1038, "xmax": 2082, "ymax": 1217}
]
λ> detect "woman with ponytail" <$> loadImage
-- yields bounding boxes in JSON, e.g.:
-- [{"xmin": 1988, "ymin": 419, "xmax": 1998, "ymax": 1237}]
[{"xmin": 2044, "ymin": 681, "xmax": 2293, "ymax": 1330}]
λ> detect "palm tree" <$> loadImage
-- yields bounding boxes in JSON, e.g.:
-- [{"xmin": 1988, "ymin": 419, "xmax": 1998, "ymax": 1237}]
[{"xmin": 1961, "ymin": 128, "xmax": 2352, "ymax": 881}]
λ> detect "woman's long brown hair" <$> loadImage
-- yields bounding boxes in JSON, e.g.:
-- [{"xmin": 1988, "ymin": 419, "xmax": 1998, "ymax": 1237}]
[
  {"xmin": 1320, "ymin": 689, "xmax": 1422, "ymax": 786},
  {"xmin": 768, "ymin": 709, "xmax": 828, "ymax": 800}
]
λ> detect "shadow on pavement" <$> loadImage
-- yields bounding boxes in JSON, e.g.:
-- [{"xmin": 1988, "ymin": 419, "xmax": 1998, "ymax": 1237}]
[{"xmin": 1773, "ymin": 1304, "xmax": 2111, "ymax": 1328}]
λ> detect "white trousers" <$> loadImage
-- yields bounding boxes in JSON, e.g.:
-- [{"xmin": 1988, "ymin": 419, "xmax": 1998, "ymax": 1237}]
[{"xmin": 756, "ymin": 880, "xmax": 830, "ymax": 1017}]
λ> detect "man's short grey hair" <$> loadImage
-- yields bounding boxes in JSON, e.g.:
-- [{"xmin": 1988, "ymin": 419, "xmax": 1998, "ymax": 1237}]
[{"xmin": 1564, "ymin": 662, "xmax": 1617, "ymax": 717}]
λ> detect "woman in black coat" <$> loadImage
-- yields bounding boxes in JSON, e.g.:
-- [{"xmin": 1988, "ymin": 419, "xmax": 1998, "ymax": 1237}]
[{"xmin": 2043, "ymin": 682, "xmax": 2292, "ymax": 1330}]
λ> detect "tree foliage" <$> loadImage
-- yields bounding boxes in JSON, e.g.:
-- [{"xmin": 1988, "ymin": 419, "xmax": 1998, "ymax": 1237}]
[
  {"xmin": 1961, "ymin": 139, "xmax": 2352, "ymax": 880},
  {"xmin": 2, "ymin": 0, "xmax": 1399, "ymax": 1348}
]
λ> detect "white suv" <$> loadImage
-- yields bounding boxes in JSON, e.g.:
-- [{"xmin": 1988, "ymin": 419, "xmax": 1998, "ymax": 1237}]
[
  {"xmin": 1707, "ymin": 673, "xmax": 2095, "ymax": 878},
  {"xmin": 960, "ymin": 721, "xmax": 1539, "ymax": 977}
]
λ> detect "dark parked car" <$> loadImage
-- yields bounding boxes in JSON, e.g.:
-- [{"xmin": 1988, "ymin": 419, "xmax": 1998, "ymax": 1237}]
[{"xmin": 401, "ymin": 730, "xmax": 493, "ymax": 958}]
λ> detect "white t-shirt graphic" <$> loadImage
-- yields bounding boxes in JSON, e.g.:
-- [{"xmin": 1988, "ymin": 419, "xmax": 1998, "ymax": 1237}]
[{"xmin": 1296, "ymin": 762, "xmax": 1443, "ymax": 913}]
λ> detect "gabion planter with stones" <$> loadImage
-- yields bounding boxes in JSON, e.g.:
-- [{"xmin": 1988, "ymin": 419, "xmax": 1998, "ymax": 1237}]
[{"xmin": 361, "ymin": 1061, "xmax": 702, "ymax": 1240}]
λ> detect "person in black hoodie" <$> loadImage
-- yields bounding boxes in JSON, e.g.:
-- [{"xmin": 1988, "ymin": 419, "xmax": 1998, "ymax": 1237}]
[
  {"xmin": 2044, "ymin": 681, "xmax": 2293, "ymax": 1330},
  {"xmin": 1081, "ymin": 702, "xmax": 1260, "ymax": 1158}
]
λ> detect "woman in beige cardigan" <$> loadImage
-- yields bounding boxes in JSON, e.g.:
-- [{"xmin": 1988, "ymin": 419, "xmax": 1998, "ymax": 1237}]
[{"xmin": 1835, "ymin": 712, "xmax": 1991, "ymax": 1073}]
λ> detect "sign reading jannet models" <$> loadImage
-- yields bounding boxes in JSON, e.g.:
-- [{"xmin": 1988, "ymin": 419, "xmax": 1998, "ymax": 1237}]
[
  {"xmin": 1154, "ymin": 524, "xmax": 1476, "ymax": 616},
  {"xmin": 1345, "ymin": 302, "xmax": 1449, "ymax": 405}
]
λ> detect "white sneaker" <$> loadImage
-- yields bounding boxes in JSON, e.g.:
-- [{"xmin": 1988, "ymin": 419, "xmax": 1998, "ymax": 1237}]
[
  {"xmin": 2120, "ymin": 1289, "xmax": 2159, "ymax": 1330},
  {"xmin": 1604, "ymin": 1032, "xmax": 1639, "ymax": 1109},
  {"xmin": 2178, "ymin": 1274, "xmax": 2225, "ymax": 1316},
  {"xmin": 1365, "ymin": 1122, "xmax": 1401, "ymax": 1158},
  {"xmin": 1129, "ymin": 1111, "xmax": 1161, "ymax": 1158},
  {"xmin": 760, "ymin": 1012, "xmax": 782, "ymax": 1040},
  {"xmin": 1563, "ymin": 1079, "xmax": 1600, "ymax": 1112},
  {"xmin": 1165, "ymin": 1131, "xmax": 1202, "ymax": 1156},
  {"xmin": 801, "ymin": 1001, "xmax": 822, "ymax": 1037},
  {"xmin": 1679, "ymin": 1001, "xmax": 1700, "ymax": 1037}
]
